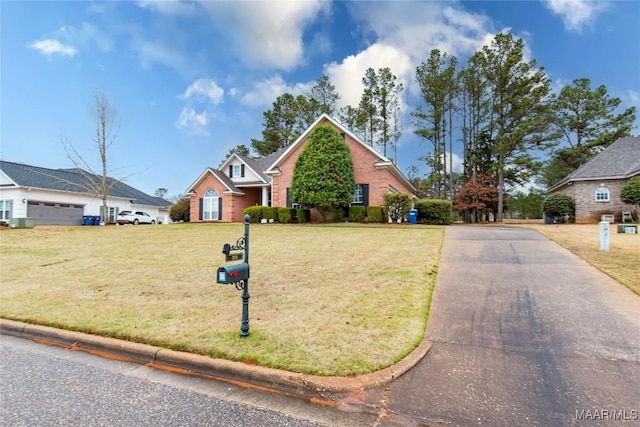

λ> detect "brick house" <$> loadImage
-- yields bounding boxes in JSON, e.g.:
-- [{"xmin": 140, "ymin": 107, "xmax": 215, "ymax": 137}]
[
  {"xmin": 548, "ymin": 136, "xmax": 640, "ymax": 223},
  {"xmin": 185, "ymin": 114, "xmax": 416, "ymax": 222}
]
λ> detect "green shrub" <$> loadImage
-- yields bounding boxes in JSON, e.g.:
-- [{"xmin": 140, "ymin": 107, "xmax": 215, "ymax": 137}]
[
  {"xmin": 169, "ymin": 198, "xmax": 190, "ymax": 222},
  {"xmin": 349, "ymin": 206, "xmax": 366, "ymax": 222},
  {"xmin": 297, "ymin": 209, "xmax": 310, "ymax": 223},
  {"xmin": 366, "ymin": 206, "xmax": 384, "ymax": 223},
  {"xmin": 414, "ymin": 199, "xmax": 452, "ymax": 225},
  {"xmin": 543, "ymin": 193, "xmax": 575, "ymax": 223},
  {"xmin": 332, "ymin": 209, "xmax": 346, "ymax": 223},
  {"xmin": 261, "ymin": 207, "xmax": 277, "ymax": 222},
  {"xmin": 243, "ymin": 206, "xmax": 263, "ymax": 223},
  {"xmin": 277, "ymin": 208, "xmax": 296, "ymax": 223},
  {"xmin": 383, "ymin": 193, "xmax": 412, "ymax": 222}
]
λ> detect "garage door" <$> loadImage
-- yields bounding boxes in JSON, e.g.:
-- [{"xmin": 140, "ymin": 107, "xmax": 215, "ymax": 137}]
[{"xmin": 27, "ymin": 201, "xmax": 84, "ymax": 225}]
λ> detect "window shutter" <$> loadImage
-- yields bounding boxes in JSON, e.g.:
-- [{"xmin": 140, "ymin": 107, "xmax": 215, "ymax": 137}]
[
  {"xmin": 199, "ymin": 198, "xmax": 203, "ymax": 221},
  {"xmin": 241, "ymin": 164, "xmax": 245, "ymax": 177},
  {"xmin": 362, "ymin": 184, "xmax": 369, "ymax": 207},
  {"xmin": 286, "ymin": 188, "xmax": 291, "ymax": 208},
  {"xmin": 218, "ymin": 198, "xmax": 223, "ymax": 220},
  {"xmin": 229, "ymin": 165, "xmax": 234, "ymax": 178}
]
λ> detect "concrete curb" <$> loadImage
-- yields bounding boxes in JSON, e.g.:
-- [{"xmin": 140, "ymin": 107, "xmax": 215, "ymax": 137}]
[{"xmin": 1, "ymin": 318, "xmax": 431, "ymax": 398}]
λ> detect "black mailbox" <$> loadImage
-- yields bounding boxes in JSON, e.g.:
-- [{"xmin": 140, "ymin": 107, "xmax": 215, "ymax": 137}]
[{"xmin": 217, "ymin": 263, "xmax": 250, "ymax": 284}]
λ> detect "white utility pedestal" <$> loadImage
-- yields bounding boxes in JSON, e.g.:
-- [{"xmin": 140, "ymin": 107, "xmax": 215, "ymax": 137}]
[{"xmin": 599, "ymin": 221, "xmax": 610, "ymax": 251}]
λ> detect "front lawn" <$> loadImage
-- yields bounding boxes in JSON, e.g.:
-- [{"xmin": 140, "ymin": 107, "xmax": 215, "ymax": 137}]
[{"xmin": 0, "ymin": 223, "xmax": 443, "ymax": 376}]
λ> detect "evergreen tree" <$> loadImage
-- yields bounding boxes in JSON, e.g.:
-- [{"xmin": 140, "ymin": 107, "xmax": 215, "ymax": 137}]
[
  {"xmin": 290, "ymin": 125, "xmax": 356, "ymax": 221},
  {"xmin": 360, "ymin": 68, "xmax": 379, "ymax": 146},
  {"xmin": 251, "ymin": 93, "xmax": 323, "ymax": 156},
  {"xmin": 477, "ymin": 33, "xmax": 556, "ymax": 221},
  {"xmin": 376, "ymin": 67, "xmax": 403, "ymax": 158},
  {"xmin": 309, "ymin": 75, "xmax": 340, "ymax": 116},
  {"xmin": 540, "ymin": 78, "xmax": 636, "ymax": 188},
  {"xmin": 414, "ymin": 49, "xmax": 457, "ymax": 198}
]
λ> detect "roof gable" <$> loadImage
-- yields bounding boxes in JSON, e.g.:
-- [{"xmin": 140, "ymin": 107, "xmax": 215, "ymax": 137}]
[
  {"xmin": 265, "ymin": 114, "xmax": 390, "ymax": 173},
  {"xmin": 549, "ymin": 137, "xmax": 640, "ymax": 191},
  {"xmin": 0, "ymin": 161, "xmax": 171, "ymax": 208},
  {"xmin": 262, "ymin": 113, "xmax": 415, "ymax": 192},
  {"xmin": 185, "ymin": 167, "xmax": 244, "ymax": 195}
]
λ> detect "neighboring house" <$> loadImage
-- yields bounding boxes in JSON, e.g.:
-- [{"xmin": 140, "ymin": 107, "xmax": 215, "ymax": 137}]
[
  {"xmin": 186, "ymin": 114, "xmax": 416, "ymax": 222},
  {"xmin": 548, "ymin": 136, "xmax": 640, "ymax": 223},
  {"xmin": 0, "ymin": 161, "xmax": 171, "ymax": 226}
]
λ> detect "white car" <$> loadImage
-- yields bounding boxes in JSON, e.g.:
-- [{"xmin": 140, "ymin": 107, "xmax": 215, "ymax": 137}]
[{"xmin": 117, "ymin": 210, "xmax": 156, "ymax": 225}]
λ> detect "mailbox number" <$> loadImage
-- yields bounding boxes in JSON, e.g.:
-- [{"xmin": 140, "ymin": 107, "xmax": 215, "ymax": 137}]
[{"xmin": 218, "ymin": 271, "xmax": 226, "ymax": 282}]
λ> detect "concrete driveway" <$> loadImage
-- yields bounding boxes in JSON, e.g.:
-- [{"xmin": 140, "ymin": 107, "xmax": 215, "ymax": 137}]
[{"xmin": 348, "ymin": 226, "xmax": 640, "ymax": 426}]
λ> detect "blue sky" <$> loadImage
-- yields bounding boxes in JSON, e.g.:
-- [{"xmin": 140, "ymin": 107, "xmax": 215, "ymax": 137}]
[{"xmin": 2, "ymin": 0, "xmax": 638, "ymax": 199}]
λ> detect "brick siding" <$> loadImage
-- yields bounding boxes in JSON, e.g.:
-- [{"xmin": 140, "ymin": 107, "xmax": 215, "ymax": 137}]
[
  {"xmin": 271, "ymin": 118, "xmax": 414, "ymax": 220},
  {"xmin": 555, "ymin": 178, "xmax": 636, "ymax": 223}
]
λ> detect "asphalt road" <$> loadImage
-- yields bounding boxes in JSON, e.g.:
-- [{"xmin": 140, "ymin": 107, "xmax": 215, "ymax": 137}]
[
  {"xmin": 0, "ymin": 335, "xmax": 375, "ymax": 427},
  {"xmin": 343, "ymin": 226, "xmax": 640, "ymax": 426}
]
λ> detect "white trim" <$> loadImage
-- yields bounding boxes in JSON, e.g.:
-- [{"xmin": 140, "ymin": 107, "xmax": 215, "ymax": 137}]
[{"xmin": 219, "ymin": 154, "xmax": 269, "ymax": 184}]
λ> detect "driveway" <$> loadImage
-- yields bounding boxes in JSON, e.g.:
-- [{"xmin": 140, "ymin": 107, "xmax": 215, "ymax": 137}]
[{"xmin": 348, "ymin": 226, "xmax": 640, "ymax": 426}]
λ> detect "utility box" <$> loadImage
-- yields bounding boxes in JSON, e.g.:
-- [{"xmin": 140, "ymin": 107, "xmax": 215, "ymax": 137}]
[
  {"xmin": 217, "ymin": 263, "xmax": 250, "ymax": 285},
  {"xmin": 617, "ymin": 224, "xmax": 638, "ymax": 234},
  {"xmin": 9, "ymin": 218, "xmax": 34, "ymax": 229}
]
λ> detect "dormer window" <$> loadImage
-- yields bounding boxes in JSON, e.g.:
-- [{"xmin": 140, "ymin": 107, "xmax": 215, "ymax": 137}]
[
  {"xmin": 229, "ymin": 164, "xmax": 245, "ymax": 178},
  {"xmin": 595, "ymin": 186, "xmax": 610, "ymax": 202}
]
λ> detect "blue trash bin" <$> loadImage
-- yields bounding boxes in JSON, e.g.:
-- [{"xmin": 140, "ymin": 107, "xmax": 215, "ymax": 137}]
[
  {"xmin": 408, "ymin": 209, "xmax": 418, "ymax": 224},
  {"xmin": 92, "ymin": 216, "xmax": 101, "ymax": 225},
  {"xmin": 83, "ymin": 216, "xmax": 92, "ymax": 226}
]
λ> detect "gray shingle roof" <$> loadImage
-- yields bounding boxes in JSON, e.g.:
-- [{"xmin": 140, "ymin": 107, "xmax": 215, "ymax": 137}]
[
  {"xmin": 1, "ymin": 161, "xmax": 171, "ymax": 208},
  {"xmin": 208, "ymin": 168, "xmax": 244, "ymax": 194},
  {"xmin": 237, "ymin": 147, "xmax": 286, "ymax": 183},
  {"xmin": 550, "ymin": 137, "xmax": 640, "ymax": 191}
]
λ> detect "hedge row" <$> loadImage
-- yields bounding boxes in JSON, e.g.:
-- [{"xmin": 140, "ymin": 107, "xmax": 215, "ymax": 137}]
[
  {"xmin": 242, "ymin": 206, "xmax": 387, "ymax": 223},
  {"xmin": 414, "ymin": 199, "xmax": 452, "ymax": 225},
  {"xmin": 243, "ymin": 206, "xmax": 303, "ymax": 223}
]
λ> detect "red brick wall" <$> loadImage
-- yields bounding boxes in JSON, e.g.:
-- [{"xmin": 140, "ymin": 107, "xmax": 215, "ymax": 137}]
[
  {"xmin": 189, "ymin": 173, "xmax": 240, "ymax": 222},
  {"xmin": 271, "ymin": 118, "xmax": 414, "ymax": 213}
]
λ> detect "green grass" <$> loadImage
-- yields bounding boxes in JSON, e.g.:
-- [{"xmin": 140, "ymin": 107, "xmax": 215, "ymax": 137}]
[{"xmin": 0, "ymin": 223, "xmax": 442, "ymax": 376}]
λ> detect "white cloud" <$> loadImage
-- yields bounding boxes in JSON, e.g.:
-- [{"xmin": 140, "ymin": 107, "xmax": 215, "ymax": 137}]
[
  {"xmin": 325, "ymin": 2, "xmax": 494, "ymax": 110},
  {"xmin": 325, "ymin": 43, "xmax": 413, "ymax": 109},
  {"xmin": 180, "ymin": 79, "xmax": 224, "ymax": 104},
  {"xmin": 240, "ymin": 74, "xmax": 313, "ymax": 107},
  {"xmin": 29, "ymin": 39, "xmax": 77, "ymax": 57},
  {"xmin": 543, "ymin": 0, "xmax": 609, "ymax": 32},
  {"xmin": 199, "ymin": 1, "xmax": 328, "ymax": 70},
  {"xmin": 176, "ymin": 79, "xmax": 224, "ymax": 135},
  {"xmin": 175, "ymin": 107, "xmax": 209, "ymax": 136}
]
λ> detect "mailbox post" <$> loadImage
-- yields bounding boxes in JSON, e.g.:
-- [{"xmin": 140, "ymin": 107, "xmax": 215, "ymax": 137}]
[{"xmin": 216, "ymin": 214, "xmax": 251, "ymax": 337}]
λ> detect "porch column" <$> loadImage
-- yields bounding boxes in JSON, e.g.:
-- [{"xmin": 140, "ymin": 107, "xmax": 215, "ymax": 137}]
[{"xmin": 261, "ymin": 186, "xmax": 268, "ymax": 206}]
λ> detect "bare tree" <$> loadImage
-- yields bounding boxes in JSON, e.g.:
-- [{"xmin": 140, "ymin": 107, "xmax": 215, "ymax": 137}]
[{"xmin": 63, "ymin": 91, "xmax": 120, "ymax": 224}]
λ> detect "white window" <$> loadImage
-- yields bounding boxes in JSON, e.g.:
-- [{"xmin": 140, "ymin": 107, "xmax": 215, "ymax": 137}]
[
  {"xmin": 352, "ymin": 184, "xmax": 363, "ymax": 205},
  {"xmin": 203, "ymin": 189, "xmax": 219, "ymax": 220},
  {"xmin": 0, "ymin": 200, "xmax": 12, "ymax": 221},
  {"xmin": 233, "ymin": 165, "xmax": 241, "ymax": 178},
  {"xmin": 595, "ymin": 186, "xmax": 610, "ymax": 202}
]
